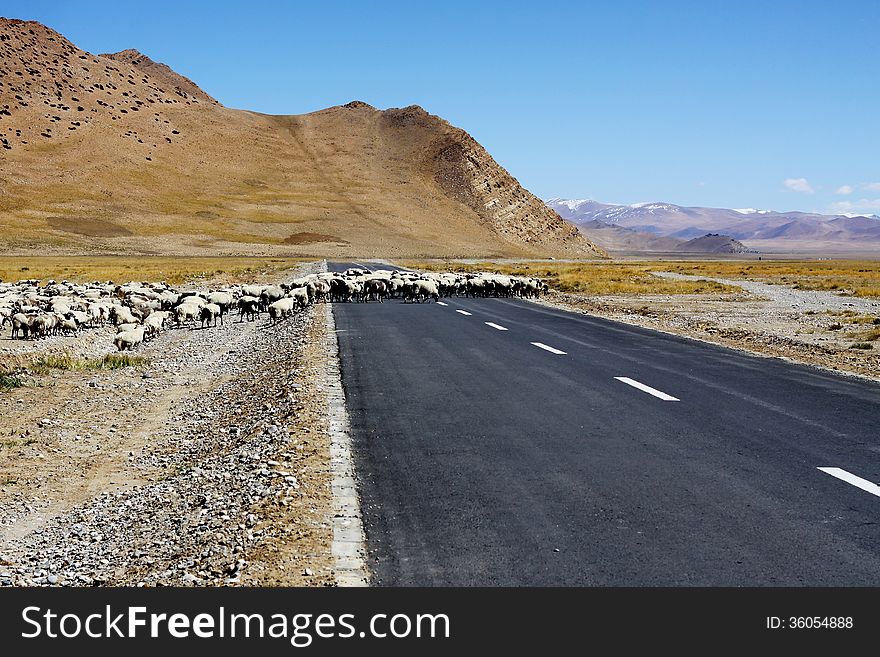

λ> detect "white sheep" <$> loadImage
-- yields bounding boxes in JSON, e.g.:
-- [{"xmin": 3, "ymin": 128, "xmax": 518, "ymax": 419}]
[
  {"xmin": 200, "ymin": 303, "xmax": 222, "ymax": 328},
  {"xmin": 174, "ymin": 303, "xmax": 200, "ymax": 327},
  {"xmin": 268, "ymin": 297, "xmax": 296, "ymax": 323},
  {"xmin": 114, "ymin": 326, "xmax": 145, "ymax": 351}
]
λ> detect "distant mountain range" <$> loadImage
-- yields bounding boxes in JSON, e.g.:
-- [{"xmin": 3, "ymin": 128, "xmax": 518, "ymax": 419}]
[{"xmin": 547, "ymin": 199, "xmax": 880, "ymax": 253}]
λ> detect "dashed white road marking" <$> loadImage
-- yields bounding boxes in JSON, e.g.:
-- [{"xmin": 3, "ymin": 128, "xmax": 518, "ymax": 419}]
[
  {"xmin": 437, "ymin": 302, "xmax": 448, "ymax": 306},
  {"xmin": 485, "ymin": 322, "xmax": 508, "ymax": 331},
  {"xmin": 531, "ymin": 342, "xmax": 567, "ymax": 355},
  {"xmin": 818, "ymin": 467, "xmax": 880, "ymax": 499},
  {"xmin": 455, "ymin": 309, "xmax": 473, "ymax": 316},
  {"xmin": 614, "ymin": 377, "xmax": 679, "ymax": 401}
]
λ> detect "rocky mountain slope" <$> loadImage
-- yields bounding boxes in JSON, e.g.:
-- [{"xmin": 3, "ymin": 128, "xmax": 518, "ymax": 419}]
[
  {"xmin": 0, "ymin": 18, "xmax": 602, "ymax": 258},
  {"xmin": 549, "ymin": 198, "xmax": 880, "ymax": 252}
]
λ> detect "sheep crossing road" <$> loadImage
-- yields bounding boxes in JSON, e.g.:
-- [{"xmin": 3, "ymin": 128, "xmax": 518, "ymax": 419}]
[{"xmin": 330, "ymin": 262, "xmax": 880, "ymax": 585}]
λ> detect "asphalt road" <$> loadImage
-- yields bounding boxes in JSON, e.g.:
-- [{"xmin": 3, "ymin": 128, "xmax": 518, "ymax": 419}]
[{"xmin": 329, "ymin": 262, "xmax": 880, "ymax": 585}]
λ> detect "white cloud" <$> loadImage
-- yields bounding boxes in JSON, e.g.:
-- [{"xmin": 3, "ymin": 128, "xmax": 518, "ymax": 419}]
[
  {"xmin": 835, "ymin": 185, "xmax": 854, "ymax": 195},
  {"xmin": 828, "ymin": 199, "xmax": 880, "ymax": 214},
  {"xmin": 783, "ymin": 177, "xmax": 814, "ymax": 194},
  {"xmin": 863, "ymin": 182, "xmax": 880, "ymax": 192}
]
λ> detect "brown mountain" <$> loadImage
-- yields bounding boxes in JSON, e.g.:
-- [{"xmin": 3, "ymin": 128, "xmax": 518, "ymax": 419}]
[
  {"xmin": 575, "ymin": 219, "xmax": 684, "ymax": 252},
  {"xmin": 674, "ymin": 233, "xmax": 754, "ymax": 254},
  {"xmin": 0, "ymin": 17, "xmax": 603, "ymax": 258},
  {"xmin": 101, "ymin": 49, "xmax": 218, "ymax": 105}
]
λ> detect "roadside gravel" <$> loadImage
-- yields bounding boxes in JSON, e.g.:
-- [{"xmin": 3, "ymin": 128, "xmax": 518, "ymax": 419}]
[
  {"xmin": 0, "ymin": 263, "xmax": 336, "ymax": 586},
  {"xmin": 536, "ymin": 272, "xmax": 880, "ymax": 382}
]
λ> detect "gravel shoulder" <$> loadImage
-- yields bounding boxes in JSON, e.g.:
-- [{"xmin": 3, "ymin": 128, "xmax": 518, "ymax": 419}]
[
  {"xmin": 0, "ymin": 264, "xmax": 337, "ymax": 587},
  {"xmin": 535, "ymin": 272, "xmax": 880, "ymax": 382}
]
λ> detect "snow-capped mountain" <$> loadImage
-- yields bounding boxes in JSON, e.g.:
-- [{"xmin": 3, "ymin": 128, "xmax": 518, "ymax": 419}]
[{"xmin": 546, "ymin": 198, "xmax": 880, "ymax": 251}]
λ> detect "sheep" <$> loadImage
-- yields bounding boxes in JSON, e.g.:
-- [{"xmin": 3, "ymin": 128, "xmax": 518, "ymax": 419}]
[
  {"xmin": 238, "ymin": 296, "xmax": 261, "ymax": 322},
  {"xmin": 114, "ymin": 326, "xmax": 145, "ymax": 352},
  {"xmin": 329, "ymin": 277, "xmax": 348, "ymax": 303},
  {"xmin": 30, "ymin": 313, "xmax": 56, "ymax": 339},
  {"xmin": 268, "ymin": 297, "xmax": 297, "ymax": 324},
  {"xmin": 387, "ymin": 278, "xmax": 405, "ymax": 298},
  {"xmin": 86, "ymin": 302, "xmax": 110, "ymax": 326},
  {"xmin": 364, "ymin": 279, "xmax": 388, "ymax": 302},
  {"xmin": 174, "ymin": 302, "xmax": 200, "ymax": 327},
  {"xmin": 207, "ymin": 291, "xmax": 234, "ymax": 317},
  {"xmin": 311, "ymin": 279, "xmax": 330, "ymax": 303},
  {"xmin": 241, "ymin": 284, "xmax": 265, "ymax": 299},
  {"xmin": 412, "ymin": 280, "xmax": 440, "ymax": 303},
  {"xmin": 11, "ymin": 312, "xmax": 32, "ymax": 339},
  {"xmin": 341, "ymin": 280, "xmax": 363, "ymax": 303},
  {"xmin": 58, "ymin": 315, "xmax": 79, "ymax": 335},
  {"xmin": 110, "ymin": 305, "xmax": 138, "ymax": 326},
  {"xmin": 260, "ymin": 285, "xmax": 285, "ymax": 310},
  {"xmin": 68, "ymin": 309, "xmax": 90, "ymax": 326},
  {"xmin": 290, "ymin": 287, "xmax": 310, "ymax": 310},
  {"xmin": 143, "ymin": 312, "xmax": 166, "ymax": 339},
  {"xmin": 200, "ymin": 303, "xmax": 222, "ymax": 328},
  {"xmin": 116, "ymin": 322, "xmax": 139, "ymax": 334}
]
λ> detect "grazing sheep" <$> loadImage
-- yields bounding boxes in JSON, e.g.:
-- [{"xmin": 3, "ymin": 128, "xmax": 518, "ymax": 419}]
[
  {"xmin": 207, "ymin": 291, "xmax": 234, "ymax": 317},
  {"xmin": 58, "ymin": 316, "xmax": 79, "ymax": 335},
  {"xmin": 114, "ymin": 326, "xmax": 145, "ymax": 352},
  {"xmin": 311, "ymin": 279, "xmax": 331, "ymax": 303},
  {"xmin": 110, "ymin": 305, "xmax": 138, "ymax": 326},
  {"xmin": 11, "ymin": 312, "xmax": 32, "ymax": 339},
  {"xmin": 200, "ymin": 303, "xmax": 222, "ymax": 328},
  {"xmin": 238, "ymin": 296, "xmax": 261, "ymax": 322},
  {"xmin": 260, "ymin": 285, "xmax": 285, "ymax": 310},
  {"xmin": 30, "ymin": 314, "xmax": 55, "ymax": 339},
  {"xmin": 290, "ymin": 287, "xmax": 310, "ymax": 310},
  {"xmin": 412, "ymin": 280, "xmax": 440, "ymax": 303},
  {"xmin": 143, "ymin": 312, "xmax": 167, "ymax": 339},
  {"xmin": 268, "ymin": 297, "xmax": 297, "ymax": 324},
  {"xmin": 174, "ymin": 303, "xmax": 200, "ymax": 327},
  {"xmin": 241, "ymin": 284, "xmax": 265, "ymax": 299}
]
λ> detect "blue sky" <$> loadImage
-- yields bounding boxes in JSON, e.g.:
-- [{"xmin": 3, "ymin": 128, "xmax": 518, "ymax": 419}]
[{"xmin": 5, "ymin": 1, "xmax": 879, "ymax": 214}]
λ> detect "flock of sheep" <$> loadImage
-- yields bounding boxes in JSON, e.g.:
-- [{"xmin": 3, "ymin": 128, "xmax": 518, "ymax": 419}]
[{"xmin": 0, "ymin": 268, "xmax": 548, "ymax": 351}]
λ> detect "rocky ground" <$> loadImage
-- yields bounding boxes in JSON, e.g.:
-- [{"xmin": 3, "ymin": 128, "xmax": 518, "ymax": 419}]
[
  {"xmin": 0, "ymin": 264, "xmax": 338, "ymax": 586},
  {"xmin": 538, "ymin": 271, "xmax": 880, "ymax": 382}
]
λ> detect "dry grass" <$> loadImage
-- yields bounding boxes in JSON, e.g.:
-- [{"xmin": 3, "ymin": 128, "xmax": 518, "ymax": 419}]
[
  {"xmin": 29, "ymin": 352, "xmax": 150, "ymax": 374},
  {"xmin": 659, "ymin": 260, "xmax": 880, "ymax": 298},
  {"xmin": 96, "ymin": 354, "xmax": 151, "ymax": 369},
  {"xmin": 845, "ymin": 327, "xmax": 880, "ymax": 342},
  {"xmin": 0, "ymin": 256, "xmax": 307, "ymax": 285},
  {"xmin": 405, "ymin": 259, "xmax": 880, "ymax": 299},
  {"xmin": 405, "ymin": 261, "xmax": 742, "ymax": 296}
]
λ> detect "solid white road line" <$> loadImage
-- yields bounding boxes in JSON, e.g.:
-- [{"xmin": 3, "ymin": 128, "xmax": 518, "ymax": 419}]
[
  {"xmin": 818, "ymin": 467, "xmax": 880, "ymax": 499},
  {"xmin": 456, "ymin": 309, "xmax": 473, "ymax": 316},
  {"xmin": 614, "ymin": 377, "xmax": 680, "ymax": 401},
  {"xmin": 531, "ymin": 342, "xmax": 567, "ymax": 355},
  {"xmin": 485, "ymin": 322, "xmax": 508, "ymax": 331},
  {"xmin": 437, "ymin": 302, "xmax": 448, "ymax": 306}
]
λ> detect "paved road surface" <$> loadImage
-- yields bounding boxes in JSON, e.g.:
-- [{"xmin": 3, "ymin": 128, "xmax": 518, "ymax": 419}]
[{"xmin": 329, "ymin": 262, "xmax": 880, "ymax": 585}]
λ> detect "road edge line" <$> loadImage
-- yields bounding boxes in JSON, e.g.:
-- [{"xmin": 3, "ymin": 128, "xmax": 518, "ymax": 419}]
[{"xmin": 325, "ymin": 300, "xmax": 370, "ymax": 586}]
